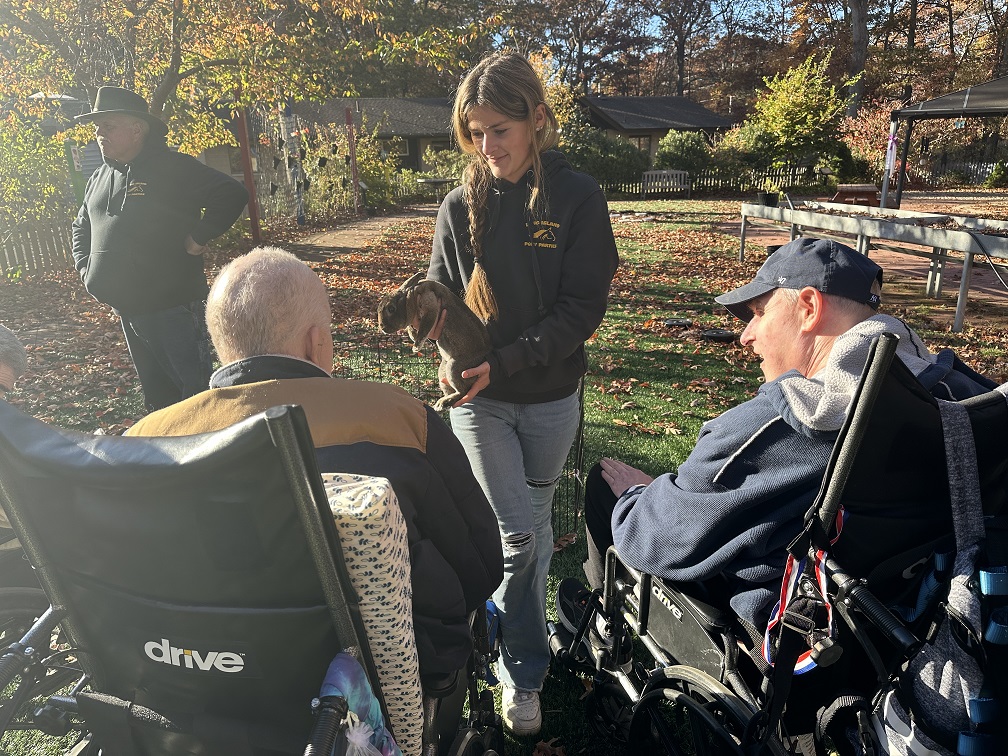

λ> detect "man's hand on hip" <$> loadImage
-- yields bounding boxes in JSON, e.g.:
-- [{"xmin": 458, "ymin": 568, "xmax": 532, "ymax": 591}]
[{"xmin": 185, "ymin": 235, "xmax": 207, "ymax": 256}]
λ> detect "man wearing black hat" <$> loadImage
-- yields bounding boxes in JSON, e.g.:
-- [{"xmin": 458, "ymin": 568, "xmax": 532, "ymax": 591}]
[
  {"xmin": 71, "ymin": 86, "xmax": 249, "ymax": 411},
  {"xmin": 558, "ymin": 237, "xmax": 995, "ymax": 642}
]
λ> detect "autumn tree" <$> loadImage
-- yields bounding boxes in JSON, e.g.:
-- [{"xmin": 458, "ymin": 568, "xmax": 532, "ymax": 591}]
[
  {"xmin": 0, "ymin": 0, "xmax": 476, "ymax": 154},
  {"xmin": 0, "ymin": 112, "xmax": 72, "ymax": 230},
  {"xmin": 751, "ymin": 54, "xmax": 852, "ymax": 163},
  {"xmin": 493, "ymin": 0, "xmax": 634, "ymax": 93},
  {"xmin": 652, "ymin": 0, "xmax": 713, "ymax": 96}
]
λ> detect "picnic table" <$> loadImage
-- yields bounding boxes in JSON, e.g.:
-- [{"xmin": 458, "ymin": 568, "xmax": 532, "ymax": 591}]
[{"xmin": 738, "ymin": 201, "xmax": 1008, "ymax": 332}]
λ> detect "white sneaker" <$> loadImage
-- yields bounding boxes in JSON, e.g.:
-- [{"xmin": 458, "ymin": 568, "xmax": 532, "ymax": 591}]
[{"xmin": 501, "ymin": 685, "xmax": 542, "ymax": 736}]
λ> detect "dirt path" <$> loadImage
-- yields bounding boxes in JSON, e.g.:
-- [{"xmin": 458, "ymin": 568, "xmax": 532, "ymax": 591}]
[{"xmin": 284, "ymin": 205, "xmax": 438, "ymax": 259}]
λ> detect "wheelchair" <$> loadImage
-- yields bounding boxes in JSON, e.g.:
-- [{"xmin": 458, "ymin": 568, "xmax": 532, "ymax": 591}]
[
  {"xmin": 549, "ymin": 333, "xmax": 1008, "ymax": 755},
  {"xmin": 0, "ymin": 400, "xmax": 503, "ymax": 756}
]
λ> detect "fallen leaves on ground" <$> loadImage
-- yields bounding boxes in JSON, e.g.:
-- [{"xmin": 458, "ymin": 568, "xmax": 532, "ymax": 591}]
[
  {"xmin": 534, "ymin": 737, "xmax": 567, "ymax": 756},
  {"xmin": 2, "ymin": 205, "xmax": 1006, "ymax": 436}
]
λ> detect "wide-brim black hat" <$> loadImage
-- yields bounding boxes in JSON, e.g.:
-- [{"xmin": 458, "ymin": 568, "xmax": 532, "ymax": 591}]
[{"xmin": 75, "ymin": 86, "xmax": 168, "ymax": 137}]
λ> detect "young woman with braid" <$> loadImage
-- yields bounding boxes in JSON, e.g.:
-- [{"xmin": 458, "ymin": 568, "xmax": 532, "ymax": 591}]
[{"xmin": 427, "ymin": 52, "xmax": 618, "ymax": 737}]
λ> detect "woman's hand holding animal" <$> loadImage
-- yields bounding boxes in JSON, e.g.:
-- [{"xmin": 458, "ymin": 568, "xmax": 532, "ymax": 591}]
[
  {"xmin": 378, "ymin": 273, "xmax": 492, "ymax": 411},
  {"xmin": 443, "ymin": 361, "xmax": 490, "ymax": 406}
]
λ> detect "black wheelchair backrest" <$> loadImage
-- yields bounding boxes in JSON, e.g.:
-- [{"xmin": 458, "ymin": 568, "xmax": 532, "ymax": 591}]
[
  {"xmin": 826, "ymin": 353, "xmax": 1007, "ymax": 600},
  {"xmin": 0, "ymin": 401, "xmax": 381, "ymax": 739}
]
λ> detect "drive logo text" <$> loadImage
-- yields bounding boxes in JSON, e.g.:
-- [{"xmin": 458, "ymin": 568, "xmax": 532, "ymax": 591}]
[{"xmin": 144, "ymin": 638, "xmax": 244, "ymax": 673}]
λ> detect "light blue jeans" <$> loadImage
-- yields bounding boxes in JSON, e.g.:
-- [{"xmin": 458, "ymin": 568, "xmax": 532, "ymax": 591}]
[{"xmin": 450, "ymin": 392, "xmax": 581, "ymax": 691}]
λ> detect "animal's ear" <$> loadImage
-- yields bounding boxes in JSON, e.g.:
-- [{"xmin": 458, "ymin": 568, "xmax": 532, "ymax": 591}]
[
  {"xmin": 414, "ymin": 288, "xmax": 440, "ymax": 342},
  {"xmin": 400, "ymin": 271, "xmax": 425, "ymax": 291}
]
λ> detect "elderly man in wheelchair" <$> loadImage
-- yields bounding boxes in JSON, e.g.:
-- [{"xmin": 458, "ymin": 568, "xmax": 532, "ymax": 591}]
[
  {"xmin": 0, "ymin": 249, "xmax": 505, "ymax": 756},
  {"xmin": 549, "ymin": 238, "xmax": 1007, "ymax": 755}
]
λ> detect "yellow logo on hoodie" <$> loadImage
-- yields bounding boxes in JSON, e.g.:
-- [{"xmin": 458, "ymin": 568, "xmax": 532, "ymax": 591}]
[
  {"xmin": 126, "ymin": 181, "xmax": 147, "ymax": 197},
  {"xmin": 525, "ymin": 221, "xmax": 559, "ymax": 249}
]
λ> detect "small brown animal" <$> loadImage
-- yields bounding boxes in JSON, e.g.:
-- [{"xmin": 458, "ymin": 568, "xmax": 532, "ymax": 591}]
[{"xmin": 378, "ymin": 272, "xmax": 492, "ymax": 411}]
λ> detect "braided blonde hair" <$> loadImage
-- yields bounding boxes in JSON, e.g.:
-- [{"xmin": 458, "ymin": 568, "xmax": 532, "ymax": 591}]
[{"xmin": 452, "ymin": 52, "xmax": 560, "ymax": 321}]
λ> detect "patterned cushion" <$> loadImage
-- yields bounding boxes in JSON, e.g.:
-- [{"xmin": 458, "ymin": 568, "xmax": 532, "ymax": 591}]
[{"xmin": 323, "ymin": 473, "xmax": 422, "ymax": 756}]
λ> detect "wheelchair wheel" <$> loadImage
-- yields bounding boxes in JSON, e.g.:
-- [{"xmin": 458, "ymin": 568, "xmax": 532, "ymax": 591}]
[
  {"xmin": 0, "ymin": 588, "xmax": 83, "ymax": 734},
  {"xmin": 0, "ymin": 588, "xmax": 50, "ymax": 647},
  {"xmin": 447, "ymin": 725, "xmax": 503, "ymax": 756},
  {"xmin": 628, "ymin": 665, "xmax": 787, "ymax": 756}
]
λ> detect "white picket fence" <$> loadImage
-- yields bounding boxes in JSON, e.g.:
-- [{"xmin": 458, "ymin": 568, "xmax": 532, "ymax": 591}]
[{"xmin": 1, "ymin": 223, "xmax": 74, "ymax": 276}]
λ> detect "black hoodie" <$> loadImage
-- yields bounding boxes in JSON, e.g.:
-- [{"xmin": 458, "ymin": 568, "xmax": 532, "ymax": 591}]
[
  {"xmin": 428, "ymin": 150, "xmax": 619, "ymax": 403},
  {"xmin": 72, "ymin": 134, "xmax": 249, "ymax": 315}
]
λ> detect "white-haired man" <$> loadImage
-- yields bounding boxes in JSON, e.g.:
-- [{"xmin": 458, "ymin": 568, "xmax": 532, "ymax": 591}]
[{"xmin": 128, "ymin": 247, "xmax": 504, "ymax": 683}]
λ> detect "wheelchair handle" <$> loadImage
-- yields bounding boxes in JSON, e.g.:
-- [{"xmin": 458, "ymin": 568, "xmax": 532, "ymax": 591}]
[{"xmin": 826, "ymin": 559, "xmax": 920, "ymax": 658}]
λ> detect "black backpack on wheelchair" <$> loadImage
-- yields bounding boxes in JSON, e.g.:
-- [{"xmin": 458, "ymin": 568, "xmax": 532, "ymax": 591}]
[
  {"xmin": 550, "ymin": 333, "xmax": 1008, "ymax": 755},
  {"xmin": 0, "ymin": 401, "xmax": 502, "ymax": 756}
]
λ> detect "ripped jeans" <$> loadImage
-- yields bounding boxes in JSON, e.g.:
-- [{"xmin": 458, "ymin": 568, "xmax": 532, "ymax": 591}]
[{"xmin": 449, "ymin": 392, "xmax": 581, "ymax": 691}]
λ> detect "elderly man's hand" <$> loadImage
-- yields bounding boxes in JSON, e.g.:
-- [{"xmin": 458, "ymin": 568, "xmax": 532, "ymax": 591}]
[{"xmin": 600, "ymin": 457, "xmax": 653, "ymax": 497}]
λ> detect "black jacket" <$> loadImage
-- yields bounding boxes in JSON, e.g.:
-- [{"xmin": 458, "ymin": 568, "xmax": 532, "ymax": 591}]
[
  {"xmin": 428, "ymin": 151, "xmax": 619, "ymax": 403},
  {"xmin": 71, "ymin": 134, "xmax": 249, "ymax": 315},
  {"xmin": 127, "ymin": 356, "xmax": 505, "ymax": 676}
]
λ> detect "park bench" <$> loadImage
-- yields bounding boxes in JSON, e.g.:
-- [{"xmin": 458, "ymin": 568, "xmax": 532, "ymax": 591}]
[
  {"xmin": 831, "ymin": 183, "xmax": 880, "ymax": 206},
  {"xmin": 641, "ymin": 169, "xmax": 691, "ymax": 198}
]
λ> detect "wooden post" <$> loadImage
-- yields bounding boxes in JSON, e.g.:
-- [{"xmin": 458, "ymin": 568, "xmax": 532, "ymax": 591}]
[
  {"xmin": 346, "ymin": 107, "xmax": 361, "ymax": 216},
  {"xmin": 234, "ymin": 104, "xmax": 262, "ymax": 245}
]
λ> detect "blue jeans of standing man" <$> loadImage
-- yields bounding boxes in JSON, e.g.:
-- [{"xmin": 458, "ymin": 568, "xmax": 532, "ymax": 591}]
[
  {"xmin": 450, "ymin": 392, "xmax": 581, "ymax": 692},
  {"xmin": 121, "ymin": 300, "xmax": 213, "ymax": 412}
]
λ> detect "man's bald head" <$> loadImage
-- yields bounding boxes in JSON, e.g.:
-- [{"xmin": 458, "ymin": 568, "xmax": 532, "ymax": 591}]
[{"xmin": 206, "ymin": 247, "xmax": 333, "ymax": 370}]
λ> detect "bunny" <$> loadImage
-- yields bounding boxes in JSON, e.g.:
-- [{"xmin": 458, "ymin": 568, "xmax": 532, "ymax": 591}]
[{"xmin": 378, "ymin": 271, "xmax": 492, "ymax": 411}]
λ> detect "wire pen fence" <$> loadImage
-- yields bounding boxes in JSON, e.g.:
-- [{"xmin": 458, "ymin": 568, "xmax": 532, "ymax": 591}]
[{"xmin": 331, "ymin": 329, "xmax": 587, "ymax": 544}]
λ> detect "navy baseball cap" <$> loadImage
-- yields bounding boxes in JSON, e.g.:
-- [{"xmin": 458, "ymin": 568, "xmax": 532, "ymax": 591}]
[{"xmin": 715, "ymin": 237, "xmax": 883, "ymax": 321}]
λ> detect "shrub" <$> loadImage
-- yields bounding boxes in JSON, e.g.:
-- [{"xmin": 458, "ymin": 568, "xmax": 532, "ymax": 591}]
[
  {"xmin": 984, "ymin": 161, "xmax": 1008, "ymax": 188},
  {"xmin": 709, "ymin": 123, "xmax": 776, "ymax": 173},
  {"xmin": 418, "ymin": 146, "xmax": 468, "ymax": 180},
  {"xmin": 560, "ymin": 115, "xmax": 649, "ymax": 184},
  {"xmin": 303, "ymin": 120, "xmax": 401, "ymax": 217},
  {"xmin": 0, "ymin": 114, "xmax": 75, "ymax": 229},
  {"xmin": 938, "ymin": 169, "xmax": 971, "ymax": 188},
  {"xmin": 654, "ymin": 130, "xmax": 711, "ymax": 173},
  {"xmin": 751, "ymin": 54, "xmax": 852, "ymax": 166},
  {"xmin": 841, "ymin": 98, "xmax": 900, "ymax": 182},
  {"xmin": 828, "ymin": 143, "xmax": 873, "ymax": 183}
]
